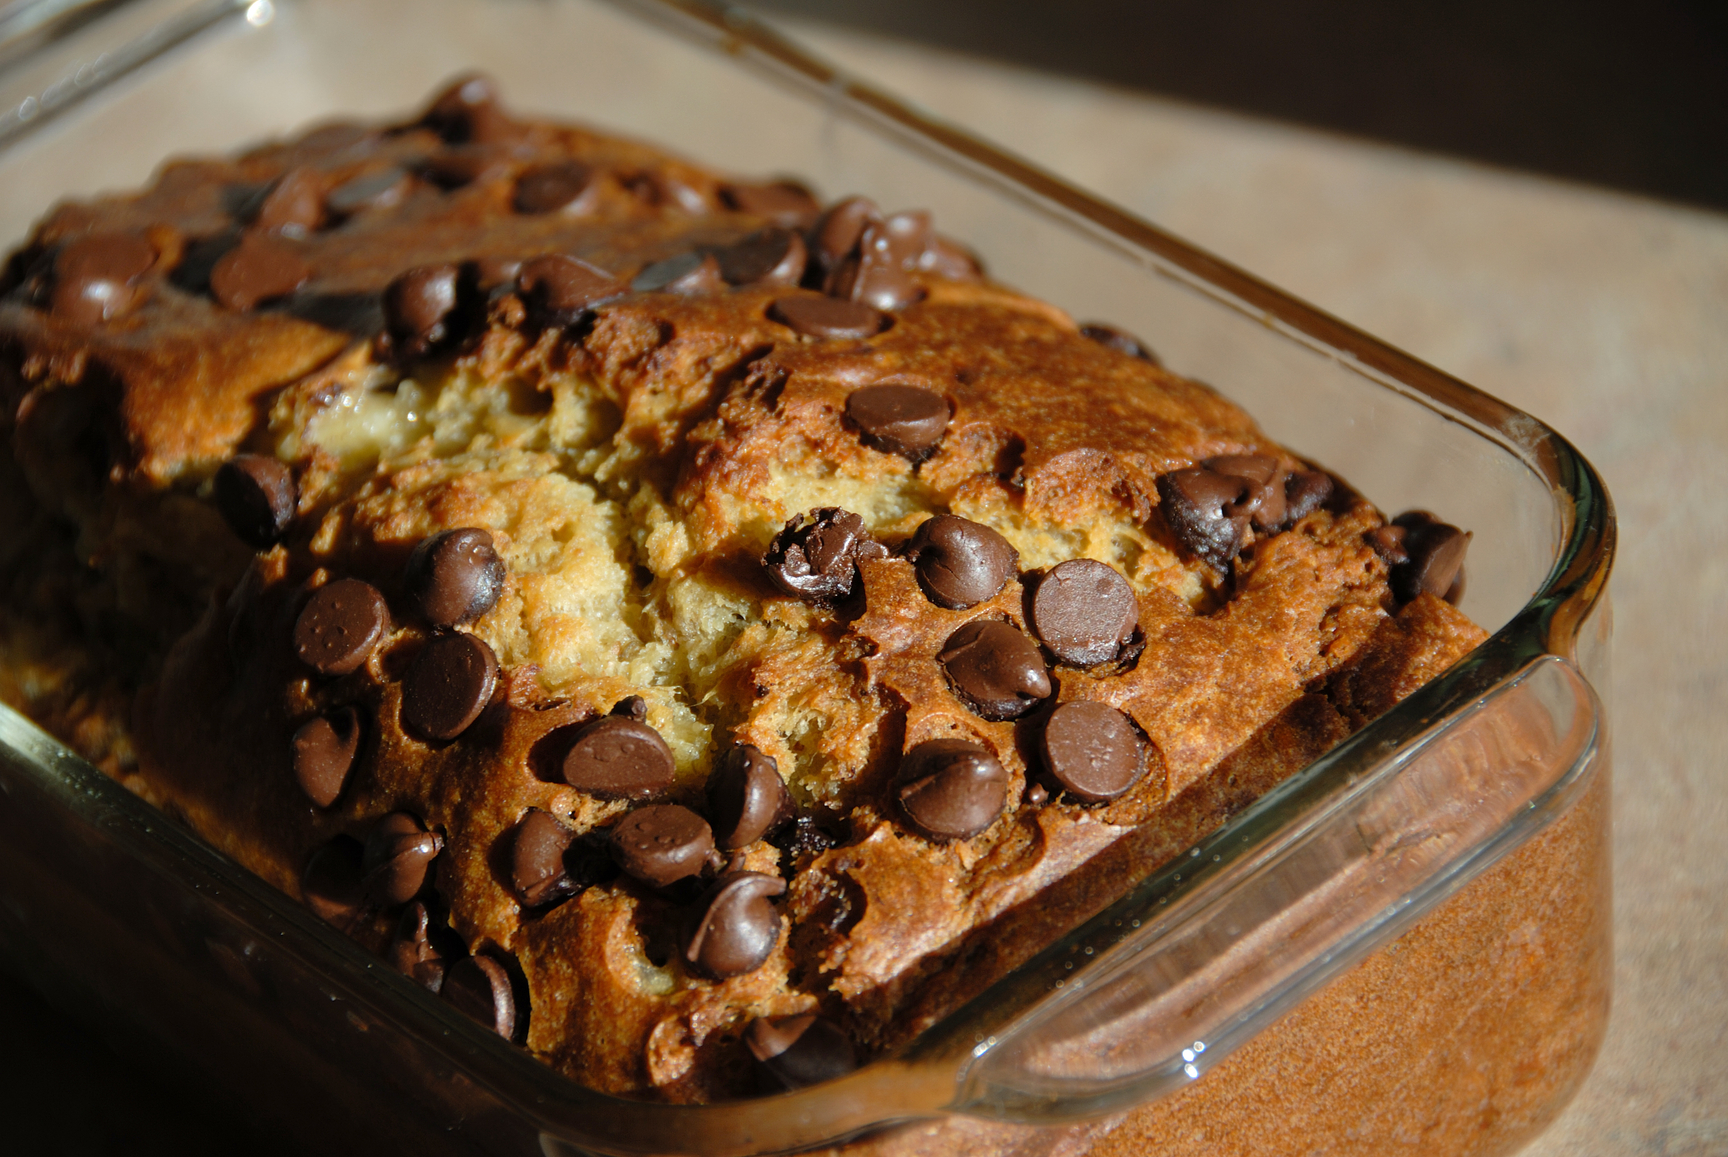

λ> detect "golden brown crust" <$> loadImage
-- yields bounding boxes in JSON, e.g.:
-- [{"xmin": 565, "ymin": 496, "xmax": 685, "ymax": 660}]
[{"xmin": 0, "ymin": 84, "xmax": 1487, "ymax": 1102}]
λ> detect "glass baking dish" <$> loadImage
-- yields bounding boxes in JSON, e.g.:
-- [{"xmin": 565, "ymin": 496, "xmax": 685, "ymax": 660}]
[{"xmin": 0, "ymin": 1, "xmax": 1614, "ymax": 1154}]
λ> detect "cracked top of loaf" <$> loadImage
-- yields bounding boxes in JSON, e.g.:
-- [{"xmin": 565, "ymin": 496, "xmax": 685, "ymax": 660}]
[{"xmin": 0, "ymin": 76, "xmax": 1482, "ymax": 1101}]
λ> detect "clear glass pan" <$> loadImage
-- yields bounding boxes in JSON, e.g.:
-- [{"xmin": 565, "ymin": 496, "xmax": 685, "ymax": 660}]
[{"xmin": 0, "ymin": 1, "xmax": 1614, "ymax": 1154}]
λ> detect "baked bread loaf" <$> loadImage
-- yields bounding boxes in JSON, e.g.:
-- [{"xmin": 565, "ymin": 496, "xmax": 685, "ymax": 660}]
[{"xmin": 0, "ymin": 77, "xmax": 1482, "ymax": 1101}]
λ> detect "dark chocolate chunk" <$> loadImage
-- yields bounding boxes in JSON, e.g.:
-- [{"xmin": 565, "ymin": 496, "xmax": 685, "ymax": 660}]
[
  {"xmin": 767, "ymin": 294, "xmax": 887, "ymax": 340},
  {"xmin": 213, "ymin": 453, "xmax": 297, "ymax": 547},
  {"xmin": 254, "ymin": 168, "xmax": 325, "ymax": 235},
  {"xmin": 919, "ymin": 234, "xmax": 984, "ymax": 281},
  {"xmin": 561, "ymin": 714, "xmax": 676, "ymax": 798},
  {"xmin": 1389, "ymin": 511, "xmax": 1471, "ymax": 605},
  {"xmin": 513, "ymin": 161, "xmax": 596, "ymax": 215},
  {"xmin": 845, "ymin": 383, "xmax": 949, "ymax": 460},
  {"xmin": 362, "ymin": 811, "xmax": 443, "ymax": 906},
  {"xmin": 939, "ymin": 620, "xmax": 1052, "ymax": 721},
  {"xmin": 510, "ymin": 808, "xmax": 579, "ymax": 908},
  {"xmin": 1205, "ymin": 454, "xmax": 1286, "ymax": 532},
  {"xmin": 421, "ymin": 74, "xmax": 515, "ymax": 144},
  {"xmin": 291, "ymin": 706, "xmax": 361, "ymax": 809},
  {"xmin": 441, "ymin": 953, "xmax": 516, "ymax": 1039},
  {"xmin": 631, "ymin": 251, "xmax": 724, "ymax": 294},
  {"xmin": 209, "ymin": 233, "xmax": 311, "ymax": 311},
  {"xmin": 403, "ymin": 527, "xmax": 506, "ymax": 628},
  {"xmin": 1029, "ymin": 559, "xmax": 1139, "ymax": 667},
  {"xmin": 301, "ymin": 837, "xmax": 366, "ymax": 928},
  {"xmin": 895, "ymin": 739, "xmax": 1008, "ymax": 842},
  {"xmin": 382, "ymin": 264, "xmax": 463, "ymax": 359},
  {"xmin": 831, "ymin": 212, "xmax": 928, "ymax": 310},
  {"xmin": 708, "ymin": 744, "xmax": 793, "ymax": 850},
  {"xmin": 683, "ymin": 871, "xmax": 786, "ymax": 979},
  {"xmin": 1079, "ymin": 322, "xmax": 1161, "ymax": 365},
  {"xmin": 712, "ymin": 227, "xmax": 807, "ymax": 287},
  {"xmin": 391, "ymin": 901, "xmax": 448, "ymax": 992},
  {"xmin": 51, "ymin": 231, "xmax": 155, "ymax": 324},
  {"xmin": 811, "ymin": 195, "xmax": 881, "ymax": 280},
  {"xmin": 517, "ymin": 253, "xmax": 623, "ymax": 323},
  {"xmin": 293, "ymin": 578, "xmax": 388, "ymax": 676},
  {"xmin": 1285, "ymin": 469, "xmax": 1334, "ymax": 522},
  {"xmin": 421, "ymin": 145, "xmax": 510, "ymax": 190},
  {"xmin": 904, "ymin": 515, "xmax": 1019, "ymax": 610},
  {"xmin": 609, "ymin": 804, "xmax": 715, "ymax": 887},
  {"xmin": 746, "ymin": 1014, "xmax": 858, "ymax": 1089},
  {"xmin": 1041, "ymin": 700, "xmax": 1147, "ymax": 803},
  {"xmin": 1156, "ymin": 466, "xmax": 1250, "ymax": 572},
  {"xmin": 401, "ymin": 632, "xmax": 499, "ymax": 741},
  {"xmin": 325, "ymin": 166, "xmax": 413, "ymax": 217},
  {"xmin": 762, "ymin": 507, "xmax": 886, "ymax": 604},
  {"xmin": 1367, "ymin": 524, "xmax": 1410, "ymax": 567},
  {"xmin": 719, "ymin": 181, "xmax": 821, "ymax": 229}
]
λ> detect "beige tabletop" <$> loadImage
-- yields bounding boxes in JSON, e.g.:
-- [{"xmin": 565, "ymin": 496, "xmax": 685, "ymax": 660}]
[{"xmin": 773, "ymin": 20, "xmax": 1728, "ymax": 1156}]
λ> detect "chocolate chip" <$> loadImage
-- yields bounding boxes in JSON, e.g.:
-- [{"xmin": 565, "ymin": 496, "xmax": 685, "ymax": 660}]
[
  {"xmin": 421, "ymin": 74, "xmax": 515, "ymax": 144},
  {"xmin": 301, "ymin": 836, "xmax": 365, "ymax": 928},
  {"xmin": 403, "ymin": 527, "xmax": 506, "ymax": 628},
  {"xmin": 762, "ymin": 507, "xmax": 887, "ymax": 604},
  {"xmin": 510, "ymin": 808, "xmax": 579, "ymax": 908},
  {"xmin": 811, "ymin": 196, "xmax": 881, "ymax": 280},
  {"xmin": 609, "ymin": 804, "xmax": 716, "ymax": 887},
  {"xmin": 712, "ymin": 228, "xmax": 807, "ymax": 287},
  {"xmin": 213, "ymin": 453, "xmax": 296, "ymax": 547},
  {"xmin": 631, "ymin": 251, "xmax": 724, "ymax": 294},
  {"xmin": 382, "ymin": 264, "xmax": 463, "ymax": 359},
  {"xmin": 895, "ymin": 739, "xmax": 1008, "ymax": 842},
  {"xmin": 610, "ymin": 695, "xmax": 648, "ymax": 721},
  {"xmin": 746, "ymin": 1014, "xmax": 858, "ymax": 1089},
  {"xmin": 473, "ymin": 254, "xmax": 524, "ymax": 290},
  {"xmin": 291, "ymin": 706, "xmax": 361, "ymax": 808},
  {"xmin": 441, "ymin": 953, "xmax": 516, "ymax": 1039},
  {"xmin": 51, "ymin": 232, "xmax": 155, "ymax": 324},
  {"xmin": 254, "ymin": 168, "xmax": 325, "ymax": 235},
  {"xmin": 561, "ymin": 714, "xmax": 676, "ymax": 798},
  {"xmin": 1284, "ymin": 469, "xmax": 1334, "ymax": 522},
  {"xmin": 1029, "ymin": 559, "xmax": 1139, "ymax": 667},
  {"xmin": 768, "ymin": 294, "xmax": 887, "ymax": 339},
  {"xmin": 1389, "ymin": 511, "xmax": 1471, "ymax": 605},
  {"xmin": 421, "ymin": 145, "xmax": 510, "ymax": 190},
  {"xmin": 1205, "ymin": 454, "xmax": 1287, "ymax": 532},
  {"xmin": 209, "ymin": 233, "xmax": 311, "ymax": 311},
  {"xmin": 517, "ymin": 254, "xmax": 623, "ymax": 323},
  {"xmin": 919, "ymin": 235, "xmax": 984, "ymax": 281},
  {"xmin": 720, "ymin": 181, "xmax": 821, "ymax": 229},
  {"xmin": 362, "ymin": 811, "xmax": 443, "ymax": 906},
  {"xmin": 391, "ymin": 901, "xmax": 447, "ymax": 992},
  {"xmin": 767, "ymin": 815, "xmax": 839, "ymax": 868},
  {"xmin": 1079, "ymin": 322, "xmax": 1161, "ymax": 365},
  {"xmin": 708, "ymin": 744, "xmax": 793, "ymax": 850},
  {"xmin": 325, "ymin": 167, "xmax": 413, "ymax": 217},
  {"xmin": 845, "ymin": 383, "xmax": 949, "ymax": 460},
  {"xmin": 400, "ymin": 632, "xmax": 499, "ymax": 741},
  {"xmin": 1042, "ymin": 701, "xmax": 1147, "ymax": 803},
  {"xmin": 939, "ymin": 620, "xmax": 1052, "ymax": 721},
  {"xmin": 513, "ymin": 161, "xmax": 596, "ymax": 215},
  {"xmin": 1367, "ymin": 524, "xmax": 1410, "ymax": 567},
  {"xmin": 904, "ymin": 515, "xmax": 1019, "ymax": 610},
  {"xmin": 831, "ymin": 212, "xmax": 928, "ymax": 310},
  {"xmin": 683, "ymin": 871, "xmax": 785, "ymax": 979},
  {"xmin": 1156, "ymin": 467, "xmax": 1250, "ymax": 572},
  {"xmin": 293, "ymin": 578, "xmax": 388, "ymax": 676}
]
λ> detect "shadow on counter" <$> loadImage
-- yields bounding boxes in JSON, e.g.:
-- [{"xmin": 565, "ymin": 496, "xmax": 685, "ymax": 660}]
[{"xmin": 744, "ymin": 0, "xmax": 1728, "ymax": 213}]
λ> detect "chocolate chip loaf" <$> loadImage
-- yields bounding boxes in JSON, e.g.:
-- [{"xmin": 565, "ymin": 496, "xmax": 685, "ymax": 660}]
[{"xmin": 0, "ymin": 76, "xmax": 1483, "ymax": 1102}]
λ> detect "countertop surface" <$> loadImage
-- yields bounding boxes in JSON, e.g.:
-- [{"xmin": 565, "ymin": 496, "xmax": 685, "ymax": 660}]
[{"xmin": 1, "ymin": 12, "xmax": 1724, "ymax": 1156}]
